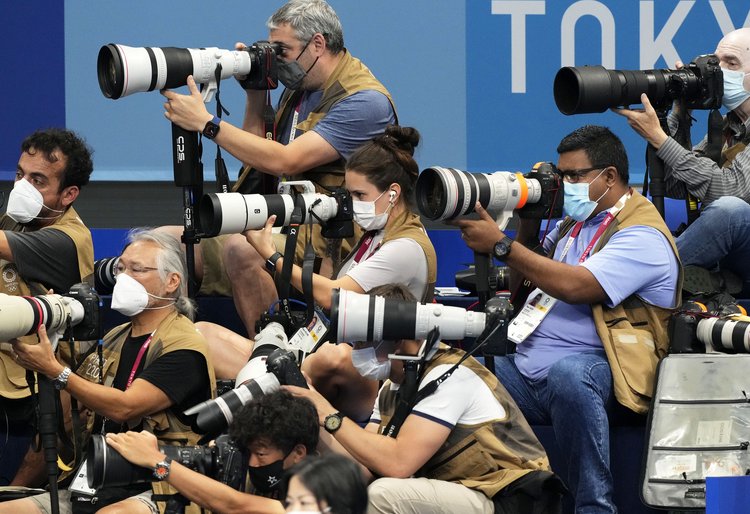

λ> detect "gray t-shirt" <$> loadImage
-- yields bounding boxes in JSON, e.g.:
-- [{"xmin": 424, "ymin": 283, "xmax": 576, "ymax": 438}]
[{"xmin": 5, "ymin": 227, "xmax": 80, "ymax": 293}]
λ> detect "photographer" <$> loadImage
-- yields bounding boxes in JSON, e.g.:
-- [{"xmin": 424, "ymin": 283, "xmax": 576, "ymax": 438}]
[
  {"xmin": 615, "ymin": 27, "xmax": 750, "ymax": 297},
  {"xmin": 0, "ymin": 128, "xmax": 94, "ymax": 486},
  {"xmin": 160, "ymin": 0, "xmax": 397, "ymax": 338},
  {"xmin": 284, "ymin": 454, "xmax": 368, "ymax": 514},
  {"xmin": 289, "ymin": 283, "xmax": 557, "ymax": 514},
  {"xmin": 3, "ymin": 229, "xmax": 214, "ymax": 514},
  {"xmin": 105, "ymin": 390, "xmax": 319, "ymax": 514},
  {"xmin": 455, "ymin": 126, "xmax": 681, "ymax": 513},
  {"xmin": 201, "ymin": 125, "xmax": 437, "ymax": 423}
]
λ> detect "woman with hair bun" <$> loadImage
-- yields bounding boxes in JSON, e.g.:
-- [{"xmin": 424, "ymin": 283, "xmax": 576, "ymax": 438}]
[{"xmin": 247, "ymin": 124, "xmax": 436, "ymax": 307}]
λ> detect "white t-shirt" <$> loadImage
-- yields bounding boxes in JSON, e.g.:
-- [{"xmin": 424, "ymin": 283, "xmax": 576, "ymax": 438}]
[
  {"xmin": 370, "ymin": 364, "xmax": 506, "ymax": 428},
  {"xmin": 337, "ymin": 234, "xmax": 428, "ymax": 300}
]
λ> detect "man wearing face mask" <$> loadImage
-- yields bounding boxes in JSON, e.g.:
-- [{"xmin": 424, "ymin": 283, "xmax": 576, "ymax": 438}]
[
  {"xmin": 0, "ymin": 128, "xmax": 94, "ymax": 486},
  {"xmin": 456, "ymin": 125, "xmax": 681, "ymax": 513},
  {"xmin": 615, "ymin": 27, "xmax": 750, "ymax": 297},
  {"xmin": 104, "ymin": 391, "xmax": 319, "ymax": 514},
  {"xmin": 157, "ymin": 0, "xmax": 397, "ymax": 339},
  {"xmin": 4, "ymin": 229, "xmax": 214, "ymax": 514}
]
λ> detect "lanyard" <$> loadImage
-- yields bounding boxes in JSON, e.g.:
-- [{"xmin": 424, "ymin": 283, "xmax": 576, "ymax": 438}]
[
  {"xmin": 558, "ymin": 212, "xmax": 615, "ymax": 264},
  {"xmin": 125, "ymin": 334, "xmax": 153, "ymax": 389},
  {"xmin": 288, "ymin": 94, "xmax": 305, "ymax": 143},
  {"xmin": 353, "ymin": 232, "xmax": 379, "ymax": 263}
]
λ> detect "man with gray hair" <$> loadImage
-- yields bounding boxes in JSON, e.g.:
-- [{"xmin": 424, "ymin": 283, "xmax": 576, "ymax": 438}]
[
  {"xmin": 5, "ymin": 229, "xmax": 215, "ymax": 514},
  {"xmin": 159, "ymin": 0, "xmax": 398, "ymax": 339}
]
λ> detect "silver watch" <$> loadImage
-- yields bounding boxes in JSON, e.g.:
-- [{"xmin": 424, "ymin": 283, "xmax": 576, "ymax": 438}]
[{"xmin": 53, "ymin": 367, "xmax": 72, "ymax": 390}]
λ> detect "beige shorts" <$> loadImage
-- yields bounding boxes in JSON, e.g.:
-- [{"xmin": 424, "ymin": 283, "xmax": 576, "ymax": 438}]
[{"xmin": 28, "ymin": 488, "xmax": 157, "ymax": 514}]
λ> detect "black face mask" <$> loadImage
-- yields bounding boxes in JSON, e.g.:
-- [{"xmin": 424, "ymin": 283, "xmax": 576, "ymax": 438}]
[
  {"xmin": 248, "ymin": 456, "xmax": 287, "ymax": 493},
  {"xmin": 277, "ymin": 38, "xmax": 318, "ymax": 90}
]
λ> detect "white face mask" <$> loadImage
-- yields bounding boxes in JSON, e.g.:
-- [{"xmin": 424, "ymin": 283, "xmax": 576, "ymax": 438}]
[
  {"xmin": 352, "ymin": 190, "xmax": 393, "ymax": 231},
  {"xmin": 722, "ymin": 68, "xmax": 750, "ymax": 111},
  {"xmin": 6, "ymin": 179, "xmax": 64, "ymax": 224},
  {"xmin": 351, "ymin": 343, "xmax": 392, "ymax": 380},
  {"xmin": 110, "ymin": 272, "xmax": 175, "ymax": 317}
]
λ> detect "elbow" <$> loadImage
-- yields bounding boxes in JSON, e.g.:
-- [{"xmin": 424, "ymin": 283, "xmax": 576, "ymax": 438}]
[{"xmin": 381, "ymin": 462, "xmax": 417, "ymax": 479}]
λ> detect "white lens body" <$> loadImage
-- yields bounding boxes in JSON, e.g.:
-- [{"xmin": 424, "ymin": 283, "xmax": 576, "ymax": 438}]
[
  {"xmin": 696, "ymin": 318, "xmax": 750, "ymax": 352},
  {"xmin": 0, "ymin": 293, "xmax": 78, "ymax": 342},
  {"xmin": 334, "ymin": 289, "xmax": 486, "ymax": 343},
  {"xmin": 113, "ymin": 45, "xmax": 252, "ymax": 98}
]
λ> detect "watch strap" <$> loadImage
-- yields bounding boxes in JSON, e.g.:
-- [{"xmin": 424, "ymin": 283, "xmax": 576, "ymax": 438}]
[
  {"xmin": 53, "ymin": 367, "xmax": 72, "ymax": 390},
  {"xmin": 265, "ymin": 251, "xmax": 283, "ymax": 274}
]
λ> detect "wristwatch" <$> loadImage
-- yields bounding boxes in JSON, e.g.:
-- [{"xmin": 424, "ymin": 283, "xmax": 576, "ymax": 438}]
[
  {"xmin": 53, "ymin": 367, "xmax": 72, "ymax": 390},
  {"xmin": 152, "ymin": 456, "xmax": 172, "ymax": 481},
  {"xmin": 493, "ymin": 236, "xmax": 514, "ymax": 261},
  {"xmin": 323, "ymin": 412, "xmax": 344, "ymax": 434},
  {"xmin": 202, "ymin": 115, "xmax": 221, "ymax": 139},
  {"xmin": 265, "ymin": 251, "xmax": 283, "ymax": 274}
]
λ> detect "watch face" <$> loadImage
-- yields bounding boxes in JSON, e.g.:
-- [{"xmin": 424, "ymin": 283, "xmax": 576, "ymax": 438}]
[
  {"xmin": 203, "ymin": 121, "xmax": 220, "ymax": 139},
  {"xmin": 153, "ymin": 460, "xmax": 171, "ymax": 480},
  {"xmin": 324, "ymin": 413, "xmax": 342, "ymax": 432},
  {"xmin": 494, "ymin": 242, "xmax": 509, "ymax": 259}
]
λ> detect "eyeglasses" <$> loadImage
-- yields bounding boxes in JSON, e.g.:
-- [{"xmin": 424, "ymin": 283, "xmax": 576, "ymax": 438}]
[
  {"xmin": 555, "ymin": 165, "xmax": 610, "ymax": 184},
  {"xmin": 113, "ymin": 259, "xmax": 159, "ymax": 277}
]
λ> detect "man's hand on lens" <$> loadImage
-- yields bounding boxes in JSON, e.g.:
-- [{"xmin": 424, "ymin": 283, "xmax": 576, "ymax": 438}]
[
  {"xmin": 161, "ymin": 75, "xmax": 213, "ymax": 132},
  {"xmin": 106, "ymin": 431, "xmax": 165, "ymax": 469},
  {"xmin": 12, "ymin": 324, "xmax": 64, "ymax": 379},
  {"xmin": 450, "ymin": 203, "xmax": 505, "ymax": 254},
  {"xmin": 612, "ymin": 93, "xmax": 669, "ymax": 149}
]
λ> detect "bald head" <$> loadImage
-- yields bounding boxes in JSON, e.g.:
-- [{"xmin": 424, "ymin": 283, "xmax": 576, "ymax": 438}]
[{"xmin": 716, "ymin": 28, "xmax": 750, "ymax": 72}]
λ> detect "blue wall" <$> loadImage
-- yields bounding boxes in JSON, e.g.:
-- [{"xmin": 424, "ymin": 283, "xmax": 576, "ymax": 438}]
[{"xmin": 4, "ymin": 1, "xmax": 749, "ymax": 184}]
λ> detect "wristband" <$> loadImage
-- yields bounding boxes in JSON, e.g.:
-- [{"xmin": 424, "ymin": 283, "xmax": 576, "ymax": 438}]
[{"xmin": 265, "ymin": 252, "xmax": 283, "ymax": 274}]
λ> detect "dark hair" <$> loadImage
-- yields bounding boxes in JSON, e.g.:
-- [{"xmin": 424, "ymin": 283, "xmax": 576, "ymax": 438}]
[
  {"xmin": 20, "ymin": 128, "xmax": 94, "ymax": 191},
  {"xmin": 346, "ymin": 125, "xmax": 421, "ymax": 209},
  {"xmin": 229, "ymin": 390, "xmax": 319, "ymax": 454},
  {"xmin": 556, "ymin": 125, "xmax": 629, "ymax": 184},
  {"xmin": 288, "ymin": 454, "xmax": 368, "ymax": 514},
  {"xmin": 366, "ymin": 282, "xmax": 418, "ymax": 302}
]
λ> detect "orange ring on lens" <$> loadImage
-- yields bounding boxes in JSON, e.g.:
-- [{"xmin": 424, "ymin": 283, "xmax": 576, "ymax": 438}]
[{"xmin": 515, "ymin": 173, "xmax": 528, "ymax": 208}]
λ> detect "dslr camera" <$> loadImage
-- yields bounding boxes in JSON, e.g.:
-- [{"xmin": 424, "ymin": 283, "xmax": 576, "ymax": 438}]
[
  {"xmin": 97, "ymin": 41, "xmax": 281, "ymax": 101},
  {"xmin": 0, "ymin": 282, "xmax": 102, "ymax": 345},
  {"xmin": 88, "ymin": 433, "xmax": 247, "ymax": 491},
  {"xmin": 668, "ymin": 295, "xmax": 748, "ymax": 354},
  {"xmin": 554, "ymin": 54, "xmax": 723, "ymax": 115}
]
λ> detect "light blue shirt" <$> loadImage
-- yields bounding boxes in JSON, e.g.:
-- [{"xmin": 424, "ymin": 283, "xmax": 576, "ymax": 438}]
[{"xmin": 514, "ymin": 210, "xmax": 680, "ymax": 381}]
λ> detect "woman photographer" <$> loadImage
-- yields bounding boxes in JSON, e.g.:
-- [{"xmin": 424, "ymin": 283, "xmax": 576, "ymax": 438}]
[
  {"xmin": 201, "ymin": 125, "xmax": 437, "ymax": 421},
  {"xmin": 284, "ymin": 454, "xmax": 368, "ymax": 514}
]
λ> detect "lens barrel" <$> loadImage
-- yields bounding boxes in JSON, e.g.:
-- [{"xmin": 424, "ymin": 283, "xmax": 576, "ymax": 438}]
[{"xmin": 696, "ymin": 318, "xmax": 750, "ymax": 353}]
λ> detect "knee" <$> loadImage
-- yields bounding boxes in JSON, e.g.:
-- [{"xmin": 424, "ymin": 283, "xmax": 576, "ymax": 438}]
[
  {"xmin": 222, "ymin": 234, "xmax": 263, "ymax": 271},
  {"xmin": 367, "ymin": 478, "xmax": 400, "ymax": 512},
  {"xmin": 301, "ymin": 343, "xmax": 351, "ymax": 383},
  {"xmin": 546, "ymin": 354, "xmax": 611, "ymax": 393},
  {"xmin": 706, "ymin": 196, "xmax": 750, "ymax": 217}
]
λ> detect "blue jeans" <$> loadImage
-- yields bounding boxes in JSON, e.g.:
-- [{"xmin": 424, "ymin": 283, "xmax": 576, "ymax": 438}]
[
  {"xmin": 493, "ymin": 352, "xmax": 616, "ymax": 514},
  {"xmin": 676, "ymin": 196, "xmax": 750, "ymax": 295}
]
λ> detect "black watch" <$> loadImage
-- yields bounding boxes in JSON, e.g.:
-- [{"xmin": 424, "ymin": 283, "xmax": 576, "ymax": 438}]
[
  {"xmin": 324, "ymin": 412, "xmax": 344, "ymax": 434},
  {"xmin": 265, "ymin": 251, "xmax": 283, "ymax": 273},
  {"xmin": 493, "ymin": 236, "xmax": 514, "ymax": 261},
  {"xmin": 202, "ymin": 115, "xmax": 221, "ymax": 139}
]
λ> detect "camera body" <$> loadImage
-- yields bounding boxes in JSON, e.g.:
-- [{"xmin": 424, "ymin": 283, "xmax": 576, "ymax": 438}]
[
  {"xmin": 517, "ymin": 162, "xmax": 564, "ymax": 220},
  {"xmin": 320, "ymin": 187, "xmax": 354, "ymax": 239},
  {"xmin": 237, "ymin": 41, "xmax": 280, "ymax": 90},
  {"xmin": 65, "ymin": 282, "xmax": 103, "ymax": 341},
  {"xmin": 554, "ymin": 54, "xmax": 723, "ymax": 115}
]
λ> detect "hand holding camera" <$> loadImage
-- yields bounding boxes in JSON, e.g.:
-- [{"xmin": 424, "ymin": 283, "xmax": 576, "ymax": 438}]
[{"xmin": 162, "ymin": 75, "xmax": 214, "ymax": 133}]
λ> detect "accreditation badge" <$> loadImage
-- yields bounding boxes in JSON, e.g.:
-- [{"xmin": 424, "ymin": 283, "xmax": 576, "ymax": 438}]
[{"xmin": 507, "ymin": 287, "xmax": 557, "ymax": 344}]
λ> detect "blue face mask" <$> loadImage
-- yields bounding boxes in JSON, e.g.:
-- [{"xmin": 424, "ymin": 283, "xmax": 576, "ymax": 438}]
[
  {"xmin": 562, "ymin": 169, "xmax": 609, "ymax": 221},
  {"xmin": 722, "ymin": 68, "xmax": 750, "ymax": 111}
]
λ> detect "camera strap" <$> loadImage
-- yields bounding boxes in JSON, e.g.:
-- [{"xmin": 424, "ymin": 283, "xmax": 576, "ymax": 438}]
[
  {"xmin": 276, "ymin": 196, "xmax": 305, "ymax": 327},
  {"xmin": 211, "ymin": 63, "xmax": 231, "ymax": 193}
]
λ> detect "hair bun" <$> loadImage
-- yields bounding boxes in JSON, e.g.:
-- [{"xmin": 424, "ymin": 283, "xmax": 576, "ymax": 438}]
[{"xmin": 382, "ymin": 125, "xmax": 420, "ymax": 156}]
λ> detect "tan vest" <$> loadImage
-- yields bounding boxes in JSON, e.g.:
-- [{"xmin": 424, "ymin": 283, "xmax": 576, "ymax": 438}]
[
  {"xmin": 551, "ymin": 191, "xmax": 683, "ymax": 414},
  {"xmin": 377, "ymin": 345, "xmax": 550, "ymax": 498},
  {"xmin": 0, "ymin": 207, "xmax": 94, "ymax": 398},
  {"xmin": 337, "ymin": 210, "xmax": 437, "ymax": 302},
  {"xmin": 75, "ymin": 310, "xmax": 215, "ymax": 514},
  {"xmin": 235, "ymin": 50, "xmax": 397, "ymax": 264}
]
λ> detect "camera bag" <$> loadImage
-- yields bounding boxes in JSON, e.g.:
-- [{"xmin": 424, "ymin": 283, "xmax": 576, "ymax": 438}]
[{"xmin": 641, "ymin": 353, "xmax": 750, "ymax": 510}]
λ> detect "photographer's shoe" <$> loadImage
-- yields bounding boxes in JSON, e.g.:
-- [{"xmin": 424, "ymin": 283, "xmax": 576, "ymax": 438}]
[{"xmin": 682, "ymin": 265, "xmax": 743, "ymax": 296}]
